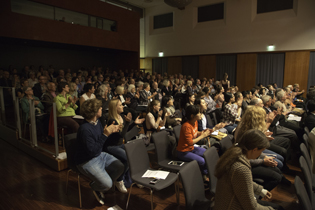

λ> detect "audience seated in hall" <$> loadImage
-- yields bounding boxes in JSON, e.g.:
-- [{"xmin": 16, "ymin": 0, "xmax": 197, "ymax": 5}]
[{"xmin": 2, "ymin": 63, "xmax": 313, "ymax": 209}]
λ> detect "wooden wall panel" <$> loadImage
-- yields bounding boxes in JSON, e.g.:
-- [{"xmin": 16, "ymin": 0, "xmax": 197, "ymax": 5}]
[
  {"xmin": 168, "ymin": 57, "xmax": 182, "ymax": 75},
  {"xmin": 283, "ymin": 51, "xmax": 310, "ymax": 96},
  {"xmin": 199, "ymin": 55, "xmax": 216, "ymax": 80},
  {"xmin": 0, "ymin": 0, "xmax": 139, "ymax": 52},
  {"xmin": 236, "ymin": 53, "xmax": 257, "ymax": 92}
]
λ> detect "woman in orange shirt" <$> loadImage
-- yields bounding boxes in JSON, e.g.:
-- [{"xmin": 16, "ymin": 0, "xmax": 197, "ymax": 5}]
[{"xmin": 177, "ymin": 105, "xmax": 211, "ymax": 176}]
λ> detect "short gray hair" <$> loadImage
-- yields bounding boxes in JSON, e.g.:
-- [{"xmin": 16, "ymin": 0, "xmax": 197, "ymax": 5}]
[
  {"xmin": 276, "ymin": 90, "xmax": 285, "ymax": 101},
  {"xmin": 128, "ymin": 84, "xmax": 135, "ymax": 92},
  {"xmin": 261, "ymin": 95, "xmax": 271, "ymax": 105}
]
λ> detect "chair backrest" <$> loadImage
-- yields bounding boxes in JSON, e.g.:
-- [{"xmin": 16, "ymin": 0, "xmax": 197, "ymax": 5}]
[
  {"xmin": 303, "ymin": 133, "xmax": 310, "ymax": 149},
  {"xmin": 205, "ymin": 114, "xmax": 214, "ymax": 128},
  {"xmin": 179, "ymin": 161, "xmax": 208, "ymax": 210},
  {"xmin": 220, "ymin": 135, "xmax": 233, "ymax": 154},
  {"xmin": 300, "ymin": 143, "xmax": 312, "ymax": 174},
  {"xmin": 203, "ymin": 147, "xmax": 219, "ymax": 195},
  {"xmin": 125, "ymin": 139, "xmax": 151, "ymax": 178},
  {"xmin": 152, "ymin": 131, "xmax": 171, "ymax": 163},
  {"xmin": 294, "ymin": 176, "xmax": 312, "ymax": 210},
  {"xmin": 305, "ymin": 126, "xmax": 310, "ymax": 136},
  {"xmin": 125, "ymin": 125, "xmax": 140, "ymax": 142},
  {"xmin": 209, "ymin": 111, "xmax": 218, "ymax": 125},
  {"xmin": 173, "ymin": 124, "xmax": 182, "ymax": 143},
  {"xmin": 299, "ymin": 156, "xmax": 313, "ymax": 204},
  {"xmin": 64, "ymin": 133, "xmax": 78, "ymax": 171}
]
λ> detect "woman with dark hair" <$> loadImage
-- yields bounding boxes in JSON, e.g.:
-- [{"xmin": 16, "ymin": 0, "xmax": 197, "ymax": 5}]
[
  {"xmin": 214, "ymin": 129, "xmax": 284, "ymax": 210},
  {"xmin": 203, "ymin": 87, "xmax": 216, "ymax": 113},
  {"xmin": 80, "ymin": 83, "xmax": 95, "ymax": 106},
  {"xmin": 145, "ymin": 100, "xmax": 169, "ymax": 139},
  {"xmin": 161, "ymin": 95, "xmax": 181, "ymax": 128},
  {"xmin": 195, "ymin": 97, "xmax": 227, "ymax": 134},
  {"xmin": 215, "ymin": 85, "xmax": 225, "ymax": 108},
  {"xmin": 54, "ymin": 82, "xmax": 79, "ymax": 133},
  {"xmin": 176, "ymin": 105, "xmax": 211, "ymax": 180},
  {"xmin": 221, "ymin": 73, "xmax": 230, "ymax": 92},
  {"xmin": 242, "ymin": 90, "xmax": 251, "ymax": 105},
  {"xmin": 186, "ymin": 92, "xmax": 195, "ymax": 108},
  {"xmin": 222, "ymin": 92, "xmax": 239, "ymax": 133}
]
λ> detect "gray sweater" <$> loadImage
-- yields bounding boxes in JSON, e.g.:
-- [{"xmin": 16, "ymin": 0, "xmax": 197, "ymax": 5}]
[{"xmin": 214, "ymin": 155, "xmax": 274, "ymax": 210}]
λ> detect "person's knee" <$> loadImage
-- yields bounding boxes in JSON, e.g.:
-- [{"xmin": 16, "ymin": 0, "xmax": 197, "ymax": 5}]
[{"xmin": 107, "ymin": 160, "xmax": 124, "ymax": 181}]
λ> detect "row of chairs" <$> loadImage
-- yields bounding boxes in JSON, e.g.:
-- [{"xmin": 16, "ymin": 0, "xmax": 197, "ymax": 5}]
[
  {"xmin": 295, "ymin": 126, "xmax": 315, "ymax": 210},
  {"xmin": 64, "ymin": 120, "xmax": 233, "ymax": 209}
]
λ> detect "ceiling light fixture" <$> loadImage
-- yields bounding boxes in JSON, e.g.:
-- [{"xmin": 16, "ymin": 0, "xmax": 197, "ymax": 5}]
[
  {"xmin": 267, "ymin": 45, "xmax": 275, "ymax": 51},
  {"xmin": 159, "ymin": 52, "xmax": 164, "ymax": 57}
]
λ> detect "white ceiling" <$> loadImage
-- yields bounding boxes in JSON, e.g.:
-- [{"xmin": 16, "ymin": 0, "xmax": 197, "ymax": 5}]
[{"xmin": 119, "ymin": 0, "xmax": 165, "ymax": 8}]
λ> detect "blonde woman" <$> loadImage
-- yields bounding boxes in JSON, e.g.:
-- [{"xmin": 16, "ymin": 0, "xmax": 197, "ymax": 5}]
[
  {"xmin": 103, "ymin": 99, "xmax": 144, "ymax": 192},
  {"xmin": 234, "ymin": 106, "xmax": 291, "ymax": 191},
  {"xmin": 69, "ymin": 82, "xmax": 78, "ymax": 98}
]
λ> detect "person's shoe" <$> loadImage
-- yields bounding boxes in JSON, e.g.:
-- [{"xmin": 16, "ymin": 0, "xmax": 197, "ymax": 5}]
[
  {"xmin": 281, "ymin": 176, "xmax": 292, "ymax": 186},
  {"xmin": 136, "ymin": 183, "xmax": 144, "ymax": 189},
  {"xmin": 115, "ymin": 180, "xmax": 128, "ymax": 193},
  {"xmin": 92, "ymin": 190, "xmax": 105, "ymax": 205}
]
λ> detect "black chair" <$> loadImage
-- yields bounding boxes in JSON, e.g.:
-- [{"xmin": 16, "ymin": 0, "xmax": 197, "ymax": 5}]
[
  {"xmin": 305, "ymin": 126, "xmax": 310, "ymax": 136},
  {"xmin": 301, "ymin": 143, "xmax": 315, "ymax": 191},
  {"xmin": 141, "ymin": 120, "xmax": 156, "ymax": 151},
  {"xmin": 64, "ymin": 133, "xmax": 85, "ymax": 208},
  {"xmin": 303, "ymin": 133, "xmax": 310, "ymax": 151},
  {"xmin": 125, "ymin": 125, "xmax": 140, "ymax": 142},
  {"xmin": 152, "ymin": 131, "xmax": 187, "ymax": 172},
  {"xmin": 203, "ymin": 147, "xmax": 219, "ymax": 196},
  {"xmin": 295, "ymin": 176, "xmax": 312, "ymax": 210},
  {"xmin": 179, "ymin": 161, "xmax": 211, "ymax": 210},
  {"xmin": 205, "ymin": 113, "xmax": 214, "ymax": 128},
  {"xmin": 220, "ymin": 135, "xmax": 233, "ymax": 155},
  {"xmin": 173, "ymin": 124, "xmax": 182, "ymax": 144},
  {"xmin": 125, "ymin": 139, "xmax": 179, "ymax": 210},
  {"xmin": 299, "ymin": 156, "xmax": 315, "ymax": 208}
]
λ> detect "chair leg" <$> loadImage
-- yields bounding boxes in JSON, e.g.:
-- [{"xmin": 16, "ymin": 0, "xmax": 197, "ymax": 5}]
[
  {"xmin": 78, "ymin": 174, "xmax": 82, "ymax": 209},
  {"xmin": 66, "ymin": 169, "xmax": 71, "ymax": 194},
  {"xmin": 62, "ymin": 128, "xmax": 65, "ymax": 151},
  {"xmin": 175, "ymin": 179, "xmax": 179, "ymax": 204},
  {"xmin": 150, "ymin": 189, "xmax": 154, "ymax": 210},
  {"xmin": 126, "ymin": 183, "xmax": 135, "ymax": 209}
]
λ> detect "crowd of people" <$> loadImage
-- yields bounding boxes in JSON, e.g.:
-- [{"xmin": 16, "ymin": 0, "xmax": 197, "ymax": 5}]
[{"xmin": 1, "ymin": 65, "xmax": 315, "ymax": 209}]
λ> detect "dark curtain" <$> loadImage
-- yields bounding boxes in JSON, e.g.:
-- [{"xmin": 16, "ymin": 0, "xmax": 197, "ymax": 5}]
[
  {"xmin": 182, "ymin": 56, "xmax": 199, "ymax": 79},
  {"xmin": 308, "ymin": 52, "xmax": 315, "ymax": 89},
  {"xmin": 152, "ymin": 58, "xmax": 168, "ymax": 75},
  {"xmin": 256, "ymin": 53, "xmax": 285, "ymax": 88},
  {"xmin": 216, "ymin": 55, "xmax": 236, "ymax": 86}
]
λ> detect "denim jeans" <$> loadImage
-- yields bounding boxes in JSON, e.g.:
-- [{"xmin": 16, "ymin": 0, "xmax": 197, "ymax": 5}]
[
  {"xmin": 177, "ymin": 146, "xmax": 208, "ymax": 175},
  {"xmin": 263, "ymin": 149, "xmax": 284, "ymax": 169},
  {"xmin": 76, "ymin": 152, "xmax": 124, "ymax": 192},
  {"xmin": 104, "ymin": 144, "xmax": 129, "ymax": 181},
  {"xmin": 224, "ymin": 124, "xmax": 238, "ymax": 134}
]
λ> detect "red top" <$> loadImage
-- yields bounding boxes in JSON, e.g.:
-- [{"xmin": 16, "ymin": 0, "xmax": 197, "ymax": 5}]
[{"xmin": 177, "ymin": 121, "xmax": 198, "ymax": 152}]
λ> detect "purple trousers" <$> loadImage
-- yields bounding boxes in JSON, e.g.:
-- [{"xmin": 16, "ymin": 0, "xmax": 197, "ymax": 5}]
[{"xmin": 177, "ymin": 146, "xmax": 208, "ymax": 175}]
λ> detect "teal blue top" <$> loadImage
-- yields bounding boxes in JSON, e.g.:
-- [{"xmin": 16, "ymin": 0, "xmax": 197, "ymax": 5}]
[{"xmin": 20, "ymin": 96, "xmax": 44, "ymax": 123}]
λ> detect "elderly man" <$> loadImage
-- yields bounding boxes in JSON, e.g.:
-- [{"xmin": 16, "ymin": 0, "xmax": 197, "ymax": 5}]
[
  {"xmin": 33, "ymin": 75, "xmax": 48, "ymax": 99},
  {"xmin": 42, "ymin": 82, "xmax": 57, "ymax": 114}
]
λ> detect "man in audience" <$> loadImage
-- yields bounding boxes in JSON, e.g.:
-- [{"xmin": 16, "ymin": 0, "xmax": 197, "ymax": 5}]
[
  {"xmin": 249, "ymin": 98, "xmax": 263, "ymax": 107},
  {"xmin": 97, "ymin": 74, "xmax": 104, "ymax": 86},
  {"xmin": 140, "ymin": 82, "xmax": 156, "ymax": 105},
  {"xmin": 33, "ymin": 75, "xmax": 48, "ymax": 99},
  {"xmin": 151, "ymin": 81, "xmax": 162, "ymax": 101},
  {"xmin": 262, "ymin": 95, "xmax": 298, "ymax": 151},
  {"xmin": 42, "ymin": 82, "xmax": 57, "ymax": 114}
]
